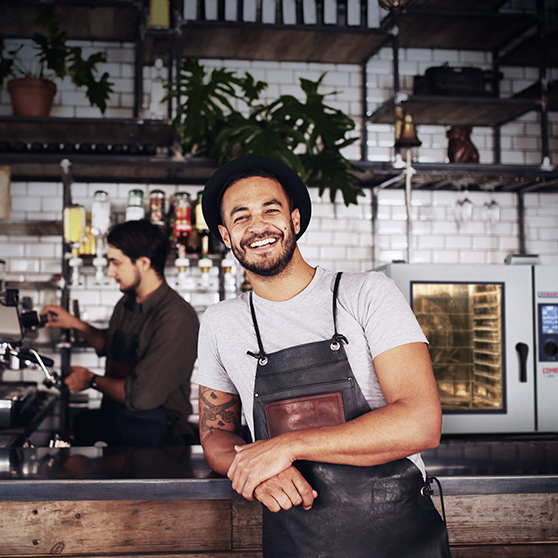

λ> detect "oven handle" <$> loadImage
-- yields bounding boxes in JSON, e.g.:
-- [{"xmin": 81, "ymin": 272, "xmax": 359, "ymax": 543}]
[{"xmin": 515, "ymin": 342, "xmax": 529, "ymax": 383}]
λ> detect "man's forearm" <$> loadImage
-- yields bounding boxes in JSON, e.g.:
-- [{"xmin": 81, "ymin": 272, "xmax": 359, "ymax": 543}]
[
  {"xmin": 74, "ymin": 322, "xmax": 106, "ymax": 353},
  {"xmin": 92, "ymin": 375, "xmax": 126, "ymax": 405},
  {"xmin": 201, "ymin": 429, "xmax": 246, "ymax": 477}
]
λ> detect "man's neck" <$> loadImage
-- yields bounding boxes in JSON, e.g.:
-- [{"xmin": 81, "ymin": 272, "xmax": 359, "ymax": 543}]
[
  {"xmin": 247, "ymin": 250, "xmax": 316, "ymax": 302},
  {"xmin": 135, "ymin": 274, "xmax": 164, "ymax": 304}
]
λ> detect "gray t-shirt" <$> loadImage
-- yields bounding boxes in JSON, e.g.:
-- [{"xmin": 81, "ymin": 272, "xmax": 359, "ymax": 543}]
[{"xmin": 194, "ymin": 266, "xmax": 428, "ymax": 472}]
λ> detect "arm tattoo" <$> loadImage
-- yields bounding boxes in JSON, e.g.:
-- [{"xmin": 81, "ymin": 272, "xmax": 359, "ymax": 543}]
[{"xmin": 199, "ymin": 385, "xmax": 242, "ymax": 439}]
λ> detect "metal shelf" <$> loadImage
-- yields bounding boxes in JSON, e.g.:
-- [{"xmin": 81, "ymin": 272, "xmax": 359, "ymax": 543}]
[{"xmin": 367, "ymin": 95, "xmax": 539, "ymax": 127}]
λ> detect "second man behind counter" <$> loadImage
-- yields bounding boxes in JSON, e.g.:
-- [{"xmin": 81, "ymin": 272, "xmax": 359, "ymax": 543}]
[{"xmin": 44, "ymin": 219, "xmax": 199, "ymax": 447}]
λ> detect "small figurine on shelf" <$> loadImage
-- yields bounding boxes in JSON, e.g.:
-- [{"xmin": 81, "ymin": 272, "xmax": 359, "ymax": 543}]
[{"xmin": 447, "ymin": 126, "xmax": 479, "ymax": 164}]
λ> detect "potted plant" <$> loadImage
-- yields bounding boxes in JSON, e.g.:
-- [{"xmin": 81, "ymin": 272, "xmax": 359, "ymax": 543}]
[
  {"xmin": 166, "ymin": 59, "xmax": 364, "ymax": 206},
  {"xmin": 0, "ymin": 9, "xmax": 113, "ymax": 116}
]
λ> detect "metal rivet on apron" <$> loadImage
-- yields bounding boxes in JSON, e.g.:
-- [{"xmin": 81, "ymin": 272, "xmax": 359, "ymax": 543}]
[
  {"xmin": 259, "ymin": 357, "xmax": 268, "ymax": 366},
  {"xmin": 420, "ymin": 485, "xmax": 432, "ymax": 497},
  {"xmin": 330, "ymin": 341, "xmax": 340, "ymax": 351}
]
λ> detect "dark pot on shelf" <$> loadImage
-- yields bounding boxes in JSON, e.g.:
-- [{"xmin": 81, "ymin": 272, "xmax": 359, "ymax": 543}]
[{"xmin": 7, "ymin": 77, "xmax": 57, "ymax": 117}]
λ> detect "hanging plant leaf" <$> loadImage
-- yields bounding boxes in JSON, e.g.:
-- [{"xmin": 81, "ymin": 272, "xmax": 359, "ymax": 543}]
[{"xmin": 166, "ymin": 59, "xmax": 364, "ymax": 206}]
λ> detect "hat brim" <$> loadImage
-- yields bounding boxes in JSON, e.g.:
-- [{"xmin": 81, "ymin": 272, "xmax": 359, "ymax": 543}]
[{"xmin": 202, "ymin": 155, "xmax": 312, "ymax": 242}]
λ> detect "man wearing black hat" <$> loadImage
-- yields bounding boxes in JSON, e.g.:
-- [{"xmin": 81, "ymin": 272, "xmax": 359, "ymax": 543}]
[{"xmin": 194, "ymin": 155, "xmax": 451, "ymax": 557}]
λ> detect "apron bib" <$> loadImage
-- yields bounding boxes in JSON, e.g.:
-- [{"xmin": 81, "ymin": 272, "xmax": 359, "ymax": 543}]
[
  {"xmin": 102, "ymin": 329, "xmax": 173, "ymax": 447},
  {"xmin": 249, "ymin": 273, "xmax": 451, "ymax": 558}
]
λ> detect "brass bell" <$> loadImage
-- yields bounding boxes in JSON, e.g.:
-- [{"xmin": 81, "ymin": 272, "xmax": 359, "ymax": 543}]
[{"xmin": 395, "ymin": 111, "xmax": 421, "ymax": 149}]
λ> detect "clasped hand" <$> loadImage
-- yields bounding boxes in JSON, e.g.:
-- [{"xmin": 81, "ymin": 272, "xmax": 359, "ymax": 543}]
[{"xmin": 227, "ymin": 437, "xmax": 317, "ymax": 513}]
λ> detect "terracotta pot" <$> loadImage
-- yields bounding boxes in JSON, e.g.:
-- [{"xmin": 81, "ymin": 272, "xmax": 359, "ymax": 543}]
[{"xmin": 7, "ymin": 77, "xmax": 57, "ymax": 117}]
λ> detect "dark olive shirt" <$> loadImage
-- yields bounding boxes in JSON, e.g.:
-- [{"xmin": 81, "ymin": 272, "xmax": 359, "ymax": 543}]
[{"xmin": 100, "ymin": 281, "xmax": 199, "ymax": 437}]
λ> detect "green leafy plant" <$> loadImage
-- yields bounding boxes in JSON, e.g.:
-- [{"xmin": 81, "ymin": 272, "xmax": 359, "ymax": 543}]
[
  {"xmin": 0, "ymin": 9, "xmax": 113, "ymax": 113},
  {"xmin": 166, "ymin": 59, "xmax": 364, "ymax": 205}
]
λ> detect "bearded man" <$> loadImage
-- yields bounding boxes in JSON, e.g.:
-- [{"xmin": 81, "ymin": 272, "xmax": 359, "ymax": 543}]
[
  {"xmin": 193, "ymin": 155, "xmax": 452, "ymax": 558},
  {"xmin": 44, "ymin": 219, "xmax": 199, "ymax": 447}
]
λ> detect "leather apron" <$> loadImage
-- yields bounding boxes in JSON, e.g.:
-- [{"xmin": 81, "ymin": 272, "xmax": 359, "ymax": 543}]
[{"xmin": 250, "ymin": 273, "xmax": 452, "ymax": 558}]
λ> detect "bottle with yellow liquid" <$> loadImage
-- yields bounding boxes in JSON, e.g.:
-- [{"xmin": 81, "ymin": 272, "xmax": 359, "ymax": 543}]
[{"xmin": 63, "ymin": 204, "xmax": 86, "ymax": 285}]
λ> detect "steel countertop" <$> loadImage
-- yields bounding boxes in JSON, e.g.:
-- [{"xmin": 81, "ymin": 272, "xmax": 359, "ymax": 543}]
[{"xmin": 0, "ymin": 438, "xmax": 556, "ymax": 501}]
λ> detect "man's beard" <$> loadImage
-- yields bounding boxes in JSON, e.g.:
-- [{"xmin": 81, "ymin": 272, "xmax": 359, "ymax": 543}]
[
  {"xmin": 231, "ymin": 223, "xmax": 297, "ymax": 277},
  {"xmin": 120, "ymin": 267, "xmax": 141, "ymax": 294}
]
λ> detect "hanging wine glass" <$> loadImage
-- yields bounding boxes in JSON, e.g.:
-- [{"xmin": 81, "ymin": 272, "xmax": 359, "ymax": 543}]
[
  {"xmin": 482, "ymin": 183, "xmax": 501, "ymax": 223},
  {"xmin": 454, "ymin": 181, "xmax": 473, "ymax": 223}
]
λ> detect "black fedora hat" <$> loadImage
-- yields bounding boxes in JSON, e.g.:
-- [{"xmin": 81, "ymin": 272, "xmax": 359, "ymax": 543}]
[{"xmin": 202, "ymin": 155, "xmax": 312, "ymax": 241}]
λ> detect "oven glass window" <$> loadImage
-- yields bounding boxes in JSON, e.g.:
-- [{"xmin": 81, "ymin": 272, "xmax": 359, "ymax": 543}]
[{"xmin": 412, "ymin": 282, "xmax": 504, "ymax": 412}]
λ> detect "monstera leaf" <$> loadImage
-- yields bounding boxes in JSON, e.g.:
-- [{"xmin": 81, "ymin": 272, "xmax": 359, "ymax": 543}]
[{"xmin": 167, "ymin": 59, "xmax": 364, "ymax": 205}]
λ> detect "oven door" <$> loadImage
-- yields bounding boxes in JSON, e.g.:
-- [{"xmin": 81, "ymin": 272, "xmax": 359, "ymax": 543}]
[{"xmin": 376, "ymin": 264, "xmax": 535, "ymax": 435}]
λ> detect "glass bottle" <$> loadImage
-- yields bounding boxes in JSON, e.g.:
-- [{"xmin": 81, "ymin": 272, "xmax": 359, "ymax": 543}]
[
  {"xmin": 149, "ymin": 58, "xmax": 167, "ymax": 120},
  {"xmin": 149, "ymin": 189, "xmax": 166, "ymax": 227},
  {"xmin": 126, "ymin": 189, "xmax": 145, "ymax": 221},
  {"xmin": 195, "ymin": 190, "xmax": 210, "ymax": 256},
  {"xmin": 173, "ymin": 192, "xmax": 192, "ymax": 254},
  {"xmin": 63, "ymin": 204, "xmax": 86, "ymax": 249},
  {"xmin": 91, "ymin": 190, "xmax": 111, "ymax": 238},
  {"xmin": 166, "ymin": 192, "xmax": 176, "ymax": 257}
]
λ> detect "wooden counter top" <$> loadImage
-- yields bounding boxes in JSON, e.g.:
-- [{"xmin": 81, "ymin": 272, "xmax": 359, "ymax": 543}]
[{"xmin": 0, "ymin": 439, "xmax": 557, "ymax": 501}]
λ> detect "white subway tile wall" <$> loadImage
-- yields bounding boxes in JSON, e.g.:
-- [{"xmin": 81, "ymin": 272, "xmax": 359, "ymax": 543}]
[{"xmin": 1, "ymin": 31, "xmax": 557, "ymax": 425}]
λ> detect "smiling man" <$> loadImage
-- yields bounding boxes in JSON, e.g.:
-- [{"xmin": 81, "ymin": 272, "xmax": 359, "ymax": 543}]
[
  {"xmin": 194, "ymin": 155, "xmax": 452, "ymax": 558},
  {"xmin": 43, "ymin": 219, "xmax": 199, "ymax": 447}
]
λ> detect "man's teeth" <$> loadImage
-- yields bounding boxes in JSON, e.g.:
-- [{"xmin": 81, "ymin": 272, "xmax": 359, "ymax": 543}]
[{"xmin": 250, "ymin": 238, "xmax": 276, "ymax": 248}]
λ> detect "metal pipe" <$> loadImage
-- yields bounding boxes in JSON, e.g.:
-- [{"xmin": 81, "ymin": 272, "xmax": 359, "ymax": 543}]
[
  {"xmin": 517, "ymin": 191, "xmax": 526, "ymax": 255},
  {"xmin": 536, "ymin": 0, "xmax": 550, "ymax": 164}
]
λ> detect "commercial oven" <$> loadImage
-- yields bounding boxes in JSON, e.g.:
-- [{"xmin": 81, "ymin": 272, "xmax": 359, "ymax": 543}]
[{"xmin": 375, "ymin": 263, "xmax": 558, "ymax": 435}]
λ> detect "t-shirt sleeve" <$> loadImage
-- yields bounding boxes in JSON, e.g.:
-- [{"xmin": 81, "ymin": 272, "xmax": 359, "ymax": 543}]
[
  {"xmin": 353, "ymin": 272, "xmax": 428, "ymax": 358},
  {"xmin": 192, "ymin": 305, "xmax": 239, "ymax": 394}
]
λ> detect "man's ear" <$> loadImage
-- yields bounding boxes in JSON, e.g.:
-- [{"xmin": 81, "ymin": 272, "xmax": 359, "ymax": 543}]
[
  {"xmin": 218, "ymin": 225, "xmax": 232, "ymax": 249},
  {"xmin": 291, "ymin": 208, "xmax": 301, "ymax": 235},
  {"xmin": 136, "ymin": 256, "xmax": 152, "ymax": 271}
]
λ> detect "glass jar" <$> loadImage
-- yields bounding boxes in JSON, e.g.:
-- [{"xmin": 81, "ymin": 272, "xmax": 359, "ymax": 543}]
[
  {"xmin": 63, "ymin": 204, "xmax": 86, "ymax": 245},
  {"xmin": 91, "ymin": 190, "xmax": 111, "ymax": 237},
  {"xmin": 126, "ymin": 189, "xmax": 145, "ymax": 221},
  {"xmin": 149, "ymin": 189, "xmax": 166, "ymax": 227}
]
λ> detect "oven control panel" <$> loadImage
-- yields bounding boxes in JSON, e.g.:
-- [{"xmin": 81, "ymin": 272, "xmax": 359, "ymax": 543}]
[{"xmin": 538, "ymin": 303, "xmax": 558, "ymax": 362}]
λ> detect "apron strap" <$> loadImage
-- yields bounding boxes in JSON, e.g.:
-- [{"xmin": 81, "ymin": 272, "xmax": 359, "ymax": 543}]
[
  {"xmin": 247, "ymin": 271, "xmax": 348, "ymax": 364},
  {"xmin": 332, "ymin": 272, "xmax": 348, "ymax": 348},
  {"xmin": 247, "ymin": 291, "xmax": 268, "ymax": 365}
]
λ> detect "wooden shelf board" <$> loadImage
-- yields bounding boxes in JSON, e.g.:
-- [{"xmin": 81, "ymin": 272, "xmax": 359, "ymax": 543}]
[
  {"xmin": 178, "ymin": 22, "xmax": 391, "ymax": 64},
  {"xmin": 388, "ymin": 10, "xmax": 536, "ymax": 51},
  {"xmin": 368, "ymin": 95, "xmax": 539, "ymax": 127},
  {"xmin": 0, "ymin": 117, "xmax": 175, "ymax": 147},
  {"xmin": 0, "ymin": 220, "xmax": 61, "ymax": 236},
  {"xmin": 0, "ymin": 1, "xmax": 139, "ymax": 43},
  {"xmin": 0, "ymin": 154, "xmax": 218, "ymax": 185},
  {"xmin": 2, "ymin": 154, "xmax": 557, "ymax": 194}
]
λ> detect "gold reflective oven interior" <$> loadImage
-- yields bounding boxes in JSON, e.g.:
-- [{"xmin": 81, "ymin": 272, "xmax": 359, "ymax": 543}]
[{"xmin": 412, "ymin": 282, "xmax": 504, "ymax": 411}]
